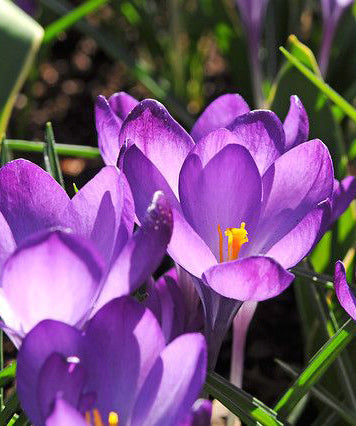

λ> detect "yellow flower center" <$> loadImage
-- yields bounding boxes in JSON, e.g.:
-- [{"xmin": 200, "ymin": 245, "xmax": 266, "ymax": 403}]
[
  {"xmin": 85, "ymin": 409, "xmax": 119, "ymax": 426},
  {"xmin": 218, "ymin": 222, "xmax": 248, "ymax": 262}
]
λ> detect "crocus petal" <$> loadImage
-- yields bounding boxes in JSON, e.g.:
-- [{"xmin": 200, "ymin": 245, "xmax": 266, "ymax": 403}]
[
  {"xmin": 227, "ymin": 110, "xmax": 285, "ymax": 175},
  {"xmin": 123, "ymin": 144, "xmax": 181, "ymax": 220},
  {"xmin": 80, "ymin": 297, "xmax": 166, "ymax": 425},
  {"xmin": 334, "ymin": 260, "xmax": 356, "ymax": 320},
  {"xmin": 1, "ymin": 230, "xmax": 104, "ymax": 336},
  {"xmin": 190, "ymin": 94, "xmax": 250, "ymax": 142},
  {"xmin": 0, "ymin": 159, "xmax": 69, "ymax": 244},
  {"xmin": 330, "ymin": 176, "xmax": 356, "ymax": 224},
  {"xmin": 15, "ymin": 0, "xmax": 37, "ymax": 16},
  {"xmin": 119, "ymin": 99, "xmax": 194, "ymax": 196},
  {"xmin": 179, "ymin": 144, "xmax": 262, "ymax": 259},
  {"xmin": 132, "ymin": 333, "xmax": 207, "ymax": 426},
  {"xmin": 265, "ymin": 201, "xmax": 331, "ymax": 269},
  {"xmin": 68, "ymin": 166, "xmax": 134, "ymax": 265},
  {"xmin": 95, "ymin": 96, "xmax": 123, "ymax": 165},
  {"xmin": 38, "ymin": 353, "xmax": 86, "ymax": 423},
  {"xmin": 283, "ymin": 95, "xmax": 309, "ymax": 150},
  {"xmin": 203, "ymin": 256, "xmax": 294, "ymax": 301},
  {"xmin": 182, "ymin": 399, "xmax": 212, "ymax": 426},
  {"xmin": 252, "ymin": 139, "xmax": 334, "ymax": 258},
  {"xmin": 17, "ymin": 320, "xmax": 82, "ymax": 426},
  {"xmin": 46, "ymin": 398, "xmax": 86, "ymax": 426},
  {"xmin": 108, "ymin": 91, "xmax": 139, "ymax": 120},
  {"xmin": 94, "ymin": 192, "xmax": 173, "ymax": 311},
  {"xmin": 0, "ymin": 212, "xmax": 16, "ymax": 267},
  {"xmin": 167, "ymin": 209, "xmax": 218, "ymax": 278}
]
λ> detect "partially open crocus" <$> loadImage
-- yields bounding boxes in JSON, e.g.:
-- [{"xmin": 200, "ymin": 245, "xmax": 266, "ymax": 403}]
[
  {"xmin": 0, "ymin": 190, "xmax": 172, "ymax": 347},
  {"xmin": 319, "ymin": 0, "xmax": 354, "ymax": 77},
  {"xmin": 16, "ymin": 297, "xmax": 207, "ymax": 426},
  {"xmin": 119, "ymin": 97, "xmax": 335, "ymax": 366}
]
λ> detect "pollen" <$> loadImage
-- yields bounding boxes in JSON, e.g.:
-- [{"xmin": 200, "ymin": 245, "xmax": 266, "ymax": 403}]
[{"xmin": 218, "ymin": 222, "xmax": 248, "ymax": 262}]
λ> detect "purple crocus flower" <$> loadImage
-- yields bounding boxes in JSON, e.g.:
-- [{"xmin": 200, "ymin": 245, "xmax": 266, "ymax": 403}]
[
  {"xmin": 319, "ymin": 0, "xmax": 354, "ymax": 77},
  {"xmin": 117, "ymin": 97, "xmax": 334, "ymax": 366},
  {"xmin": 235, "ymin": 0, "xmax": 269, "ymax": 107},
  {"xmin": 334, "ymin": 261, "xmax": 356, "ymax": 320},
  {"xmin": 16, "ymin": 296, "xmax": 207, "ymax": 426},
  {"xmin": 0, "ymin": 189, "xmax": 172, "ymax": 347}
]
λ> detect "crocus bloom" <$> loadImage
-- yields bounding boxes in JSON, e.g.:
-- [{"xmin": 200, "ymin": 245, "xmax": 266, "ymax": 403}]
[
  {"xmin": 334, "ymin": 261, "xmax": 356, "ymax": 320},
  {"xmin": 17, "ymin": 297, "xmax": 207, "ymax": 426},
  {"xmin": 118, "ymin": 96, "xmax": 334, "ymax": 366},
  {"xmin": 319, "ymin": 0, "xmax": 354, "ymax": 77},
  {"xmin": 235, "ymin": 0, "xmax": 269, "ymax": 107},
  {"xmin": 0, "ymin": 189, "xmax": 172, "ymax": 347}
]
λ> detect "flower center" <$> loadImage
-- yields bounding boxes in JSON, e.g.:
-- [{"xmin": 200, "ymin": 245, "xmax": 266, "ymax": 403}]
[
  {"xmin": 85, "ymin": 409, "xmax": 119, "ymax": 426},
  {"xmin": 218, "ymin": 222, "xmax": 248, "ymax": 262}
]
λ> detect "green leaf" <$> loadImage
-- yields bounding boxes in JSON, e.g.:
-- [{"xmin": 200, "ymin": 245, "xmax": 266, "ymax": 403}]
[
  {"xmin": 276, "ymin": 359, "xmax": 356, "ymax": 425},
  {"xmin": 205, "ymin": 371, "xmax": 285, "ymax": 426},
  {"xmin": 279, "ymin": 46, "xmax": 356, "ymax": 123},
  {"xmin": 0, "ymin": 0, "xmax": 43, "ymax": 138},
  {"xmin": 274, "ymin": 319, "xmax": 356, "ymax": 417},
  {"xmin": 0, "ymin": 362, "xmax": 17, "ymax": 388},
  {"xmin": 0, "ymin": 393, "xmax": 20, "ymax": 425},
  {"xmin": 287, "ymin": 34, "xmax": 321, "ymax": 75},
  {"xmin": 43, "ymin": 0, "xmax": 109, "ymax": 43},
  {"xmin": 43, "ymin": 122, "xmax": 64, "ymax": 187},
  {"xmin": 5, "ymin": 139, "xmax": 100, "ymax": 159}
]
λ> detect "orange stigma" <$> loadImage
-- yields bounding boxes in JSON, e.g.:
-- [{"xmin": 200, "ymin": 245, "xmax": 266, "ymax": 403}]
[
  {"xmin": 218, "ymin": 222, "xmax": 248, "ymax": 262},
  {"xmin": 85, "ymin": 409, "xmax": 119, "ymax": 426}
]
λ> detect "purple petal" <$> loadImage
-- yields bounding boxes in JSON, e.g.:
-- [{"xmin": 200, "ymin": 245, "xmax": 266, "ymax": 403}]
[
  {"xmin": 180, "ymin": 399, "xmax": 212, "ymax": 426},
  {"xmin": 0, "ymin": 212, "xmax": 15, "ymax": 268},
  {"xmin": 17, "ymin": 320, "xmax": 82, "ymax": 426},
  {"xmin": 95, "ymin": 192, "xmax": 173, "ymax": 311},
  {"xmin": 46, "ymin": 398, "xmax": 86, "ymax": 426},
  {"xmin": 123, "ymin": 144, "xmax": 181, "ymax": 221},
  {"xmin": 15, "ymin": 0, "xmax": 38, "ymax": 16},
  {"xmin": 80, "ymin": 297, "xmax": 165, "ymax": 425},
  {"xmin": 168, "ymin": 209, "xmax": 218, "ymax": 278},
  {"xmin": 38, "ymin": 353, "xmax": 86, "ymax": 423},
  {"xmin": 95, "ymin": 96, "xmax": 122, "ymax": 166},
  {"xmin": 119, "ymin": 99, "xmax": 194, "ymax": 196},
  {"xmin": 108, "ymin": 91, "xmax": 138, "ymax": 119},
  {"xmin": 283, "ymin": 95, "xmax": 309, "ymax": 150},
  {"xmin": 227, "ymin": 110, "xmax": 285, "ymax": 174},
  {"xmin": 190, "ymin": 94, "xmax": 250, "ymax": 142},
  {"xmin": 203, "ymin": 256, "xmax": 294, "ymax": 301},
  {"xmin": 1, "ymin": 230, "xmax": 104, "ymax": 337},
  {"xmin": 179, "ymin": 143, "xmax": 262, "ymax": 260},
  {"xmin": 265, "ymin": 201, "xmax": 331, "ymax": 269},
  {"xmin": 0, "ymin": 159, "xmax": 69, "ymax": 244},
  {"xmin": 252, "ymin": 139, "xmax": 334, "ymax": 261},
  {"xmin": 68, "ymin": 166, "xmax": 134, "ymax": 265},
  {"xmin": 334, "ymin": 260, "xmax": 356, "ymax": 320},
  {"xmin": 132, "ymin": 333, "xmax": 207, "ymax": 426},
  {"xmin": 330, "ymin": 176, "xmax": 356, "ymax": 224}
]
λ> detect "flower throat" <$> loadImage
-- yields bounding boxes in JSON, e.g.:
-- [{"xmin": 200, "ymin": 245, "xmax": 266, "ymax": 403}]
[{"xmin": 218, "ymin": 222, "xmax": 248, "ymax": 262}]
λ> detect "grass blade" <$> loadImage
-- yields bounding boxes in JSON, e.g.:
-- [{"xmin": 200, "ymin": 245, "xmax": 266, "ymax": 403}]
[
  {"xmin": 44, "ymin": 122, "xmax": 64, "ymax": 187},
  {"xmin": 0, "ymin": 362, "xmax": 16, "ymax": 388},
  {"xmin": 274, "ymin": 318, "xmax": 356, "ymax": 417},
  {"xmin": 205, "ymin": 371, "xmax": 285, "ymax": 426},
  {"xmin": 279, "ymin": 46, "xmax": 356, "ymax": 123},
  {"xmin": 43, "ymin": 0, "xmax": 109, "ymax": 43},
  {"xmin": 4, "ymin": 139, "xmax": 100, "ymax": 159}
]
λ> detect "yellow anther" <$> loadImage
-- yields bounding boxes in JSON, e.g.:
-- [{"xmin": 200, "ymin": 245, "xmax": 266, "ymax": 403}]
[
  {"xmin": 85, "ymin": 411, "xmax": 91, "ymax": 424},
  {"xmin": 218, "ymin": 222, "xmax": 248, "ymax": 262},
  {"xmin": 108, "ymin": 412, "xmax": 119, "ymax": 425}
]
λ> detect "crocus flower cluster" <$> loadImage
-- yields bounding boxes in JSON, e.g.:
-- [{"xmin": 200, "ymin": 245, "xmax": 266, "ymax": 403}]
[{"xmin": 96, "ymin": 91, "xmax": 356, "ymax": 369}]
